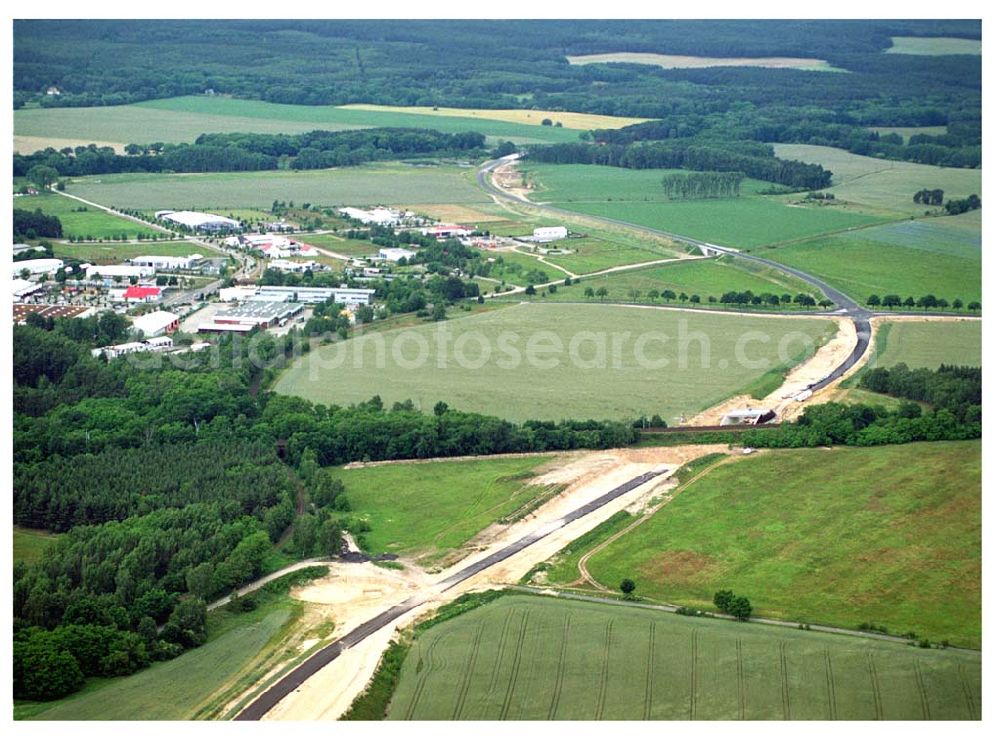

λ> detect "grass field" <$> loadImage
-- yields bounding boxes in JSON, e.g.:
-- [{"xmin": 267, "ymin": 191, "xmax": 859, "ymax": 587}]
[
  {"xmin": 14, "ymin": 95, "xmax": 588, "ymax": 150},
  {"xmin": 574, "ymin": 442, "xmax": 981, "ymax": 647},
  {"xmin": 18, "ymin": 604, "xmax": 294, "ymax": 720},
  {"xmin": 51, "ymin": 240, "xmax": 216, "ymax": 263},
  {"xmin": 566, "ymin": 51, "xmax": 840, "ymax": 71},
  {"xmin": 327, "ymin": 455, "xmax": 558, "ymax": 564},
  {"xmin": 509, "ymin": 256, "xmax": 820, "ymax": 304},
  {"xmin": 386, "ymin": 594, "xmax": 981, "ymax": 720},
  {"xmin": 296, "ymin": 234, "xmax": 380, "ymax": 257},
  {"xmin": 13, "ymin": 526, "xmax": 60, "ymax": 565},
  {"xmin": 64, "ymin": 163, "xmax": 490, "ymax": 211},
  {"xmin": 869, "ymin": 320, "xmax": 981, "ymax": 370},
  {"xmin": 521, "ymin": 164, "xmax": 884, "ymax": 248},
  {"xmin": 274, "ymin": 302, "xmax": 836, "ymax": 423},
  {"xmin": 763, "ymin": 224, "xmax": 981, "ymax": 305},
  {"xmin": 13, "ymin": 193, "xmax": 163, "ymax": 239},
  {"xmin": 886, "ymin": 36, "xmax": 982, "ymax": 55},
  {"xmin": 772, "ymin": 144, "xmax": 982, "ymax": 217}
]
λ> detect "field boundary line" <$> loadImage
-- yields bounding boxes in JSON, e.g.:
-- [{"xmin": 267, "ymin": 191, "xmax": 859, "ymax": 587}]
[
  {"xmin": 867, "ymin": 652, "xmax": 883, "ymax": 720},
  {"xmin": 778, "ymin": 641, "xmax": 791, "ymax": 720},
  {"xmin": 824, "ymin": 648, "xmax": 838, "ymax": 719},
  {"xmin": 644, "ymin": 621, "xmax": 656, "ymax": 720},
  {"xmin": 486, "ymin": 607, "xmax": 517, "ymax": 698},
  {"xmin": 689, "ymin": 628, "xmax": 699, "ymax": 720},
  {"xmin": 958, "ymin": 664, "xmax": 978, "ymax": 719},
  {"xmin": 404, "ymin": 633, "xmax": 445, "ymax": 720},
  {"xmin": 452, "ymin": 622, "xmax": 486, "ymax": 719},
  {"xmin": 595, "ymin": 618, "xmax": 614, "ymax": 719},
  {"xmin": 498, "ymin": 612, "xmax": 530, "ymax": 720},
  {"xmin": 913, "ymin": 658, "xmax": 931, "ymax": 719},
  {"xmin": 547, "ymin": 614, "xmax": 572, "ymax": 720}
]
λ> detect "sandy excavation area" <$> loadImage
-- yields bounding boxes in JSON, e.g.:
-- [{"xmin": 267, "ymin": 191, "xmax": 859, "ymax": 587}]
[
  {"xmin": 688, "ymin": 315, "xmax": 856, "ymax": 424},
  {"xmin": 258, "ymin": 444, "xmax": 729, "ymax": 720}
]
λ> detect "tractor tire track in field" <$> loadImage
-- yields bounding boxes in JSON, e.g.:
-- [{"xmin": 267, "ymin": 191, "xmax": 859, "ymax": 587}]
[
  {"xmin": 547, "ymin": 614, "xmax": 572, "ymax": 720},
  {"xmin": 736, "ymin": 638, "xmax": 746, "ymax": 720},
  {"xmin": 644, "ymin": 622, "xmax": 656, "ymax": 720},
  {"xmin": 405, "ymin": 634, "xmax": 445, "ymax": 720},
  {"xmin": 913, "ymin": 658, "xmax": 931, "ymax": 719},
  {"xmin": 866, "ymin": 652, "xmax": 883, "ymax": 720},
  {"xmin": 487, "ymin": 607, "xmax": 517, "ymax": 697},
  {"xmin": 959, "ymin": 664, "xmax": 978, "ymax": 719},
  {"xmin": 778, "ymin": 642, "xmax": 791, "ymax": 720},
  {"xmin": 823, "ymin": 648, "xmax": 838, "ymax": 720},
  {"xmin": 452, "ymin": 623, "xmax": 486, "ymax": 720},
  {"xmin": 688, "ymin": 629, "xmax": 699, "ymax": 720},
  {"xmin": 595, "ymin": 619, "xmax": 614, "ymax": 720},
  {"xmin": 499, "ymin": 612, "xmax": 530, "ymax": 720}
]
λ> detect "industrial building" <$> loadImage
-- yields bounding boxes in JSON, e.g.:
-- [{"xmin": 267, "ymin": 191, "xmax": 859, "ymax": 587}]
[
  {"xmin": 13, "ymin": 258, "xmax": 65, "ymax": 277},
  {"xmin": 86, "ymin": 264, "xmax": 155, "ymax": 281},
  {"xmin": 11, "ymin": 278, "xmax": 46, "ymax": 301},
  {"xmin": 257, "ymin": 285, "xmax": 375, "ymax": 306},
  {"xmin": 156, "ymin": 210, "xmax": 240, "ymax": 232},
  {"xmin": 128, "ymin": 254, "xmax": 204, "ymax": 270},
  {"xmin": 531, "ymin": 226, "xmax": 568, "ymax": 242},
  {"xmin": 13, "ymin": 304, "xmax": 94, "ymax": 324},
  {"xmin": 91, "ymin": 337, "xmax": 174, "ymax": 360},
  {"xmin": 339, "ymin": 206, "xmax": 406, "ymax": 225},
  {"xmin": 377, "ymin": 247, "xmax": 414, "ymax": 263},
  {"xmin": 198, "ymin": 301, "xmax": 303, "ymax": 333},
  {"xmin": 113, "ymin": 285, "xmax": 162, "ymax": 304},
  {"xmin": 421, "ymin": 224, "xmax": 474, "ymax": 238},
  {"xmin": 131, "ymin": 310, "xmax": 180, "ymax": 337}
]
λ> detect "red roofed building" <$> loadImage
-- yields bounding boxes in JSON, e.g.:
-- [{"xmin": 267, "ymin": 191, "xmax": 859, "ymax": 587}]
[{"xmin": 123, "ymin": 285, "xmax": 162, "ymax": 303}]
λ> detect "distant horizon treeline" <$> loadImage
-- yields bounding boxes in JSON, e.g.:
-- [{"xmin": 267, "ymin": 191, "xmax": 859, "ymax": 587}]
[{"xmin": 12, "ymin": 128, "xmax": 487, "ymax": 177}]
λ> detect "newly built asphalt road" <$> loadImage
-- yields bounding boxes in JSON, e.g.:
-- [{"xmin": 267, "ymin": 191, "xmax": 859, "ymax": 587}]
[
  {"xmin": 476, "ymin": 154, "xmax": 873, "ymax": 392},
  {"xmin": 235, "ymin": 468, "xmax": 668, "ymax": 720}
]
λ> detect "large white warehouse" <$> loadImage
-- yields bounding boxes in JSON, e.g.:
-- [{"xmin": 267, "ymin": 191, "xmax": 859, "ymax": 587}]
[{"xmin": 156, "ymin": 210, "xmax": 240, "ymax": 232}]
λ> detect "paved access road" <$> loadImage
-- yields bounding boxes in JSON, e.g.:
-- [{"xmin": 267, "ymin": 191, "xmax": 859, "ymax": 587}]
[
  {"xmin": 476, "ymin": 155, "xmax": 874, "ymax": 392},
  {"xmin": 234, "ymin": 468, "xmax": 668, "ymax": 720}
]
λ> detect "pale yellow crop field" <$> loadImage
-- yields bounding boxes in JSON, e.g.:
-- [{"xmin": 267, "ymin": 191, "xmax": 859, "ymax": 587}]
[
  {"xmin": 566, "ymin": 52, "xmax": 839, "ymax": 71},
  {"xmin": 340, "ymin": 104, "xmax": 649, "ymax": 130}
]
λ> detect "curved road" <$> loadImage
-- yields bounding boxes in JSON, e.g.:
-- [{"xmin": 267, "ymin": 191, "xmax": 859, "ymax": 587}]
[
  {"xmin": 235, "ymin": 468, "xmax": 668, "ymax": 720},
  {"xmin": 477, "ymin": 154, "xmax": 873, "ymax": 392}
]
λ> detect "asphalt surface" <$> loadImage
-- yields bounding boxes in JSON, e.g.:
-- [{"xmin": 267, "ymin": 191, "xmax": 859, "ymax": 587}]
[
  {"xmin": 477, "ymin": 155, "xmax": 875, "ymax": 392},
  {"xmin": 234, "ymin": 468, "xmax": 668, "ymax": 720}
]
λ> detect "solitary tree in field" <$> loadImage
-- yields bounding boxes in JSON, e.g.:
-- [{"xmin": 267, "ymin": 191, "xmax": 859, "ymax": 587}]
[
  {"xmin": 525, "ymin": 284, "xmax": 536, "ymax": 296},
  {"xmin": 952, "ymin": 299, "xmax": 963, "ymax": 310},
  {"xmin": 904, "ymin": 296, "xmax": 916, "ymax": 308},
  {"xmin": 968, "ymin": 301, "xmax": 981, "ymax": 311},
  {"xmin": 660, "ymin": 289, "xmax": 676, "ymax": 302},
  {"xmin": 647, "ymin": 289, "xmax": 660, "ymax": 302},
  {"xmin": 620, "ymin": 579, "xmax": 636, "ymax": 598},
  {"xmin": 866, "ymin": 294, "xmax": 881, "ymax": 307},
  {"xmin": 728, "ymin": 596, "xmax": 753, "ymax": 621},
  {"xmin": 713, "ymin": 589, "xmax": 735, "ymax": 612},
  {"xmin": 584, "ymin": 286, "xmax": 595, "ymax": 299},
  {"xmin": 596, "ymin": 287, "xmax": 608, "ymax": 302}
]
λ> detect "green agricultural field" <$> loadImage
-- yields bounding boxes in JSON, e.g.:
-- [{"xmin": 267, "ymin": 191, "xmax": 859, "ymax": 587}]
[
  {"xmin": 327, "ymin": 455, "xmax": 558, "ymax": 564},
  {"xmin": 52, "ymin": 240, "xmax": 217, "ymax": 264},
  {"xmin": 13, "ymin": 526, "xmax": 60, "ymax": 565},
  {"xmin": 297, "ymin": 234, "xmax": 381, "ymax": 258},
  {"xmin": 489, "ymin": 250, "xmax": 568, "ymax": 285},
  {"xmin": 18, "ymin": 606, "xmax": 293, "ymax": 720},
  {"xmin": 386, "ymin": 594, "xmax": 981, "ymax": 720},
  {"xmin": 274, "ymin": 303, "xmax": 837, "ymax": 423},
  {"xmin": 523, "ymin": 163, "xmax": 778, "ymax": 203},
  {"xmin": 13, "ymin": 193, "xmax": 162, "ymax": 239},
  {"xmin": 762, "ymin": 223, "xmax": 981, "ymax": 306},
  {"xmin": 14, "ymin": 95, "xmax": 582, "ymax": 151},
  {"xmin": 579, "ymin": 442, "xmax": 981, "ymax": 647},
  {"xmin": 885, "ymin": 36, "xmax": 982, "ymax": 55},
  {"xmin": 772, "ymin": 144, "xmax": 982, "ymax": 217},
  {"xmin": 512, "ymin": 256, "xmax": 820, "ymax": 305},
  {"xmin": 869, "ymin": 320, "xmax": 981, "ymax": 370},
  {"xmin": 64, "ymin": 163, "xmax": 490, "ymax": 211},
  {"xmin": 546, "ymin": 197, "xmax": 883, "ymax": 250}
]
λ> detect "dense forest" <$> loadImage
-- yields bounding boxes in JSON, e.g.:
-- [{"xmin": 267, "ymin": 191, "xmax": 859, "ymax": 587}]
[{"xmin": 13, "ymin": 128, "xmax": 487, "ymax": 177}]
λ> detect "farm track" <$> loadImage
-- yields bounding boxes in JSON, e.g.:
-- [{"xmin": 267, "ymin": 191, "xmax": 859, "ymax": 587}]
[
  {"xmin": 451, "ymin": 622, "xmax": 486, "ymax": 719},
  {"xmin": 547, "ymin": 614, "xmax": 572, "ymax": 720},
  {"xmin": 867, "ymin": 652, "xmax": 883, "ymax": 720}
]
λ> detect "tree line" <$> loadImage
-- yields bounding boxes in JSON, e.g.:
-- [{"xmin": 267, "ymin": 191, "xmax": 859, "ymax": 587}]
[
  {"xmin": 661, "ymin": 171, "xmax": 744, "ymax": 199},
  {"xmin": 527, "ymin": 139, "xmax": 832, "ymax": 190},
  {"xmin": 13, "ymin": 128, "xmax": 487, "ymax": 178},
  {"xmin": 14, "ymin": 208, "xmax": 63, "ymax": 239}
]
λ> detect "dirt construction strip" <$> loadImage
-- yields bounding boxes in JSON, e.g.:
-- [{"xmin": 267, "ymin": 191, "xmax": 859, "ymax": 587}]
[{"xmin": 235, "ymin": 467, "xmax": 669, "ymax": 720}]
